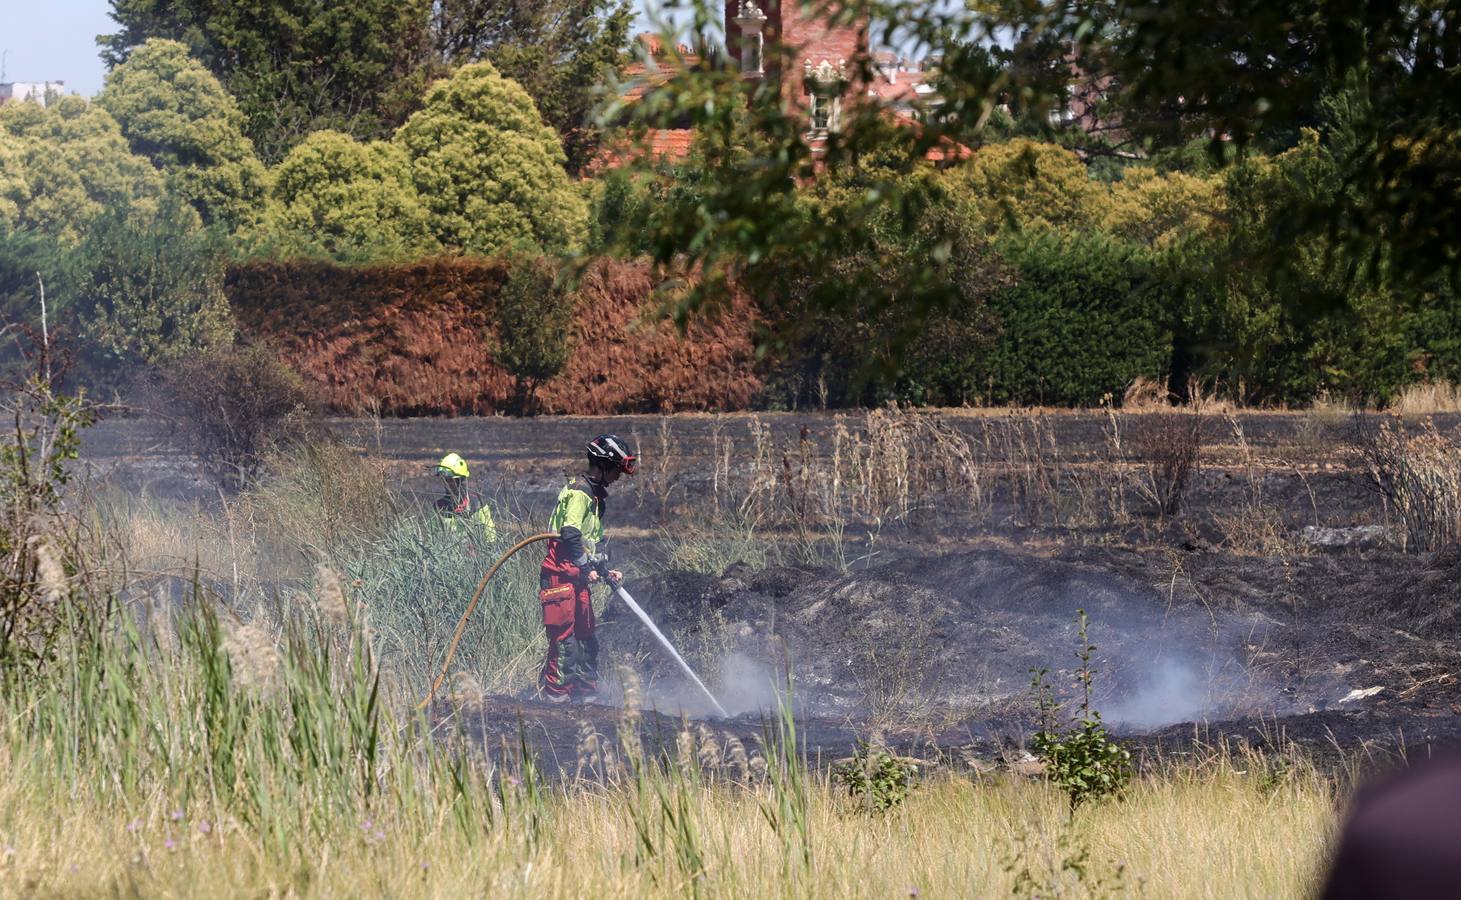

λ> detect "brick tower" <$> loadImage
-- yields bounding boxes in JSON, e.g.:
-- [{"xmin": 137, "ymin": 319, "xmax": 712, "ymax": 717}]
[{"xmin": 725, "ymin": 0, "xmax": 869, "ymax": 137}]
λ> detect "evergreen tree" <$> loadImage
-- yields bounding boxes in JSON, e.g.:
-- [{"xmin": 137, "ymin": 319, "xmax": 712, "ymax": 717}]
[
  {"xmin": 251, "ymin": 130, "xmax": 437, "ymax": 261},
  {"xmin": 0, "ymin": 96, "xmax": 165, "ymax": 244},
  {"xmin": 100, "ymin": 0, "xmax": 434, "ymax": 163},
  {"xmin": 98, "ymin": 39, "xmax": 267, "ymax": 231},
  {"xmin": 432, "ymin": 0, "xmax": 633, "ymax": 172},
  {"xmin": 394, "ymin": 62, "xmax": 589, "ymax": 254}
]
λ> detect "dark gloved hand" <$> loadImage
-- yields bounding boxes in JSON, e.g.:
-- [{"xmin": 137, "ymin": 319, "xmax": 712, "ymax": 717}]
[{"xmin": 587, "ymin": 552, "xmax": 611, "ymax": 577}]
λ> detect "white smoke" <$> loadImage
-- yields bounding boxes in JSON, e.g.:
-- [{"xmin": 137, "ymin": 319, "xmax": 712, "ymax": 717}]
[
  {"xmin": 642, "ymin": 652, "xmax": 782, "ymax": 718},
  {"xmin": 1102, "ymin": 656, "xmax": 1206, "ymax": 729}
]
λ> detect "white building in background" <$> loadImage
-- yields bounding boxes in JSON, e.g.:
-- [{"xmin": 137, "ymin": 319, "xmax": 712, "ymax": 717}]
[{"xmin": 0, "ymin": 82, "xmax": 67, "ymax": 107}]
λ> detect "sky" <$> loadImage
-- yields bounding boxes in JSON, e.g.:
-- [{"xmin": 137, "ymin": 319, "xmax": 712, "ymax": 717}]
[
  {"xmin": 0, "ymin": 0, "xmax": 690, "ymax": 98},
  {"xmin": 0, "ymin": 0, "xmax": 117, "ymax": 95}
]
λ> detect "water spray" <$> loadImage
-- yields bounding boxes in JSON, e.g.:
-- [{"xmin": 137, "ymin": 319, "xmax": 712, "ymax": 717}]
[
  {"xmin": 418, "ymin": 534, "xmax": 729, "ymax": 718},
  {"xmin": 598, "ymin": 566, "xmax": 729, "ymax": 718}
]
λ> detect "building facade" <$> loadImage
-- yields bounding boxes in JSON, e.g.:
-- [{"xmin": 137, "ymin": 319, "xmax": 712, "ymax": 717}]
[
  {"xmin": 724, "ymin": 0, "xmax": 866, "ymax": 138},
  {"xmin": 597, "ymin": 2, "xmax": 952, "ymax": 171},
  {"xmin": 0, "ymin": 82, "xmax": 67, "ymax": 107}
]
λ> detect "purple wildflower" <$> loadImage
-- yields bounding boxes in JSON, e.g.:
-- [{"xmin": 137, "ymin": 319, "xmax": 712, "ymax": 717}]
[
  {"xmin": 171, "ymin": 810, "xmax": 184, "ymax": 822},
  {"xmin": 198, "ymin": 820, "xmax": 213, "ymax": 835},
  {"xmin": 126, "ymin": 819, "xmax": 141, "ymax": 834},
  {"xmin": 164, "ymin": 838, "xmax": 177, "ymax": 851}
]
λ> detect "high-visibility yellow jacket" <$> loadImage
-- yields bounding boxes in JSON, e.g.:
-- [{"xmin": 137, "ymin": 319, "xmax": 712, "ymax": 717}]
[
  {"xmin": 435, "ymin": 490, "xmax": 497, "ymax": 542},
  {"xmin": 544, "ymin": 476, "xmax": 606, "ymax": 570}
]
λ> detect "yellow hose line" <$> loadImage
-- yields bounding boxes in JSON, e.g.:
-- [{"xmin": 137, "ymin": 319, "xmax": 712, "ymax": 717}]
[{"xmin": 417, "ymin": 532, "xmax": 556, "ymax": 710}]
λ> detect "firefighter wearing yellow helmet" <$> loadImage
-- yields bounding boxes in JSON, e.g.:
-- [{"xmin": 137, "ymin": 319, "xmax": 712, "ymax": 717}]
[{"xmin": 434, "ymin": 452, "xmax": 497, "ymax": 542}]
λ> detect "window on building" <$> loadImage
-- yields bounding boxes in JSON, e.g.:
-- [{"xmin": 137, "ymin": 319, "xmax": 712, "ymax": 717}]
[
  {"xmin": 810, "ymin": 94, "xmax": 840, "ymax": 134},
  {"xmin": 811, "ymin": 95, "xmax": 831, "ymax": 132},
  {"xmin": 743, "ymin": 33, "xmax": 763, "ymax": 75}
]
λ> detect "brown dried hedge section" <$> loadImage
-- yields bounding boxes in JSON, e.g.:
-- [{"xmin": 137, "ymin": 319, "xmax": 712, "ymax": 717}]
[{"xmin": 227, "ymin": 257, "xmax": 763, "ymax": 416}]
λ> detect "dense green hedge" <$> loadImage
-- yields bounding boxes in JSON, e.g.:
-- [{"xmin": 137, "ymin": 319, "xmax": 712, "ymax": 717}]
[{"xmin": 978, "ymin": 233, "xmax": 1169, "ymax": 406}]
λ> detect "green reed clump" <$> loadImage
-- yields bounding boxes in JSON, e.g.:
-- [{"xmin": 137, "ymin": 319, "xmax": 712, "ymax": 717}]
[{"xmin": 343, "ymin": 510, "xmax": 545, "ymax": 696}]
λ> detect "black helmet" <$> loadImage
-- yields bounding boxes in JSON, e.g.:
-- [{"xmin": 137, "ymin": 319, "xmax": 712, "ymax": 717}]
[{"xmin": 587, "ymin": 434, "xmax": 637, "ymax": 474}]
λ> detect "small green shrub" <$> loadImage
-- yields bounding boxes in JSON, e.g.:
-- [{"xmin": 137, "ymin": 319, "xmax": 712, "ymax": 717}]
[
  {"xmin": 1030, "ymin": 609, "xmax": 1133, "ymax": 814},
  {"xmin": 492, "ymin": 255, "xmax": 576, "ymax": 416},
  {"xmin": 832, "ymin": 742, "xmax": 919, "ymax": 813}
]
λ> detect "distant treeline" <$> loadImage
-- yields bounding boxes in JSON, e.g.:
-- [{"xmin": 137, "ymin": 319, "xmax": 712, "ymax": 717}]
[{"xmin": 4, "ymin": 21, "xmax": 1460, "ymax": 412}]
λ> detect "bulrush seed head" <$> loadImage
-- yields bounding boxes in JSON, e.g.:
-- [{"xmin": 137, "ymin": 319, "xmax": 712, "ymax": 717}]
[
  {"xmin": 447, "ymin": 672, "xmax": 484, "ymax": 707},
  {"xmin": 725, "ymin": 734, "xmax": 751, "ymax": 782},
  {"xmin": 314, "ymin": 563, "xmax": 350, "ymax": 626},
  {"xmin": 31, "ymin": 535, "xmax": 66, "ymax": 606},
  {"xmin": 223, "ymin": 622, "xmax": 282, "ymax": 690}
]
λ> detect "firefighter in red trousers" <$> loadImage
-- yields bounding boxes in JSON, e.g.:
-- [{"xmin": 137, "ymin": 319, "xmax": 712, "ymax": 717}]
[{"xmin": 537, "ymin": 434, "xmax": 637, "ymax": 702}]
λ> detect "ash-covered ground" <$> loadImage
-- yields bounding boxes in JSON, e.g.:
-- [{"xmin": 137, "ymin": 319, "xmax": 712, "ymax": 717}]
[{"xmin": 83, "ymin": 412, "xmax": 1461, "ymax": 772}]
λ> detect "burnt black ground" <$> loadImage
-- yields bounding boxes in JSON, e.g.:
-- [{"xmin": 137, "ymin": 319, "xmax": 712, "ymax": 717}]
[
  {"xmin": 427, "ymin": 541, "xmax": 1461, "ymax": 776},
  {"xmin": 84, "ymin": 413, "xmax": 1461, "ymax": 772}
]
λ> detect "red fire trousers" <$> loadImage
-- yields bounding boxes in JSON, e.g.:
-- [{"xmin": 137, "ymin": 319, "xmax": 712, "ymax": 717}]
[{"xmin": 538, "ymin": 562, "xmax": 599, "ymax": 699}]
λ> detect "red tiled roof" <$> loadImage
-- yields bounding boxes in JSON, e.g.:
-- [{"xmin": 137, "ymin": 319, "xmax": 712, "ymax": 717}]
[
  {"xmin": 866, "ymin": 69, "xmax": 932, "ymax": 106},
  {"xmin": 648, "ymin": 129, "xmax": 695, "ymax": 159},
  {"xmin": 619, "ymin": 56, "xmax": 700, "ymax": 103},
  {"xmin": 584, "ymin": 128, "xmax": 696, "ymax": 176}
]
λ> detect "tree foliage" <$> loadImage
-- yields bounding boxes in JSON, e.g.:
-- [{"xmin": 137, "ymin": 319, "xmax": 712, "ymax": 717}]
[
  {"xmin": 1186, "ymin": 129, "xmax": 1461, "ymax": 405},
  {"xmin": 65, "ymin": 196, "xmax": 234, "ymax": 375},
  {"xmin": 101, "ymin": 0, "xmax": 434, "ymax": 163},
  {"xmin": 432, "ymin": 0, "xmax": 634, "ymax": 173},
  {"xmin": 984, "ymin": 232, "xmax": 1168, "ymax": 406},
  {"xmin": 394, "ymin": 62, "xmax": 589, "ymax": 254},
  {"xmin": 950, "ymin": 140, "xmax": 1102, "ymax": 234},
  {"xmin": 0, "ymin": 96, "xmax": 164, "ymax": 244},
  {"xmin": 98, "ymin": 38, "xmax": 266, "ymax": 231},
  {"xmin": 0, "ymin": 139, "xmax": 27, "ymax": 229},
  {"xmin": 1101, "ymin": 167, "xmax": 1224, "ymax": 248},
  {"xmin": 250, "ymin": 131, "xmax": 437, "ymax": 261},
  {"xmin": 611, "ymin": 0, "xmax": 1461, "ymax": 370}
]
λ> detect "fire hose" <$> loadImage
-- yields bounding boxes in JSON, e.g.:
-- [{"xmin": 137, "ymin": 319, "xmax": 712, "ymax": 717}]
[
  {"xmin": 417, "ymin": 532, "xmax": 729, "ymax": 718},
  {"xmin": 418, "ymin": 532, "xmax": 554, "ymax": 710}
]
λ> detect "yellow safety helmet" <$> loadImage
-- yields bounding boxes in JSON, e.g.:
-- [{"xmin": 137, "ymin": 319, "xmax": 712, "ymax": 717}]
[{"xmin": 436, "ymin": 452, "xmax": 470, "ymax": 479}]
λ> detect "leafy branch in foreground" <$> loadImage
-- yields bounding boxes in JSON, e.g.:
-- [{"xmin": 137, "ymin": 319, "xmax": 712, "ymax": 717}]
[
  {"xmin": 1, "ymin": 364, "xmax": 95, "ymax": 674},
  {"xmin": 607, "ymin": 0, "xmax": 1460, "ymax": 360}
]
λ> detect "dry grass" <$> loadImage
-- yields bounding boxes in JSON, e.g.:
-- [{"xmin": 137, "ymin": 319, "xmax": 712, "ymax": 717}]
[
  {"xmin": 1212, "ymin": 415, "xmax": 1296, "ymax": 555},
  {"xmin": 0, "ymin": 761, "xmax": 1336, "ymax": 898},
  {"xmin": 83, "ymin": 438, "xmax": 400, "ymax": 600},
  {"xmin": 644, "ymin": 406, "xmax": 986, "ymax": 572},
  {"xmin": 1122, "ymin": 375, "xmax": 1170, "ymax": 410},
  {"xmin": 1359, "ymin": 415, "xmax": 1461, "ymax": 551},
  {"xmin": 1127, "ymin": 409, "xmax": 1205, "ymax": 518},
  {"xmin": 1389, "ymin": 380, "xmax": 1461, "ymax": 416}
]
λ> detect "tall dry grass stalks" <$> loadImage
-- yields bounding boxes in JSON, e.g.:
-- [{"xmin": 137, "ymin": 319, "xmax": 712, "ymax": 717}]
[
  {"xmin": 1389, "ymin": 380, "xmax": 1461, "ymax": 416},
  {"xmin": 1360, "ymin": 416, "xmax": 1461, "ymax": 551},
  {"xmin": 1128, "ymin": 409, "xmax": 1205, "ymax": 518}
]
